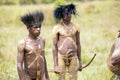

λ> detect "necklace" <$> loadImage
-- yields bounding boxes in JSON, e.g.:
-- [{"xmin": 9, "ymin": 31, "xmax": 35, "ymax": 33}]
[
  {"xmin": 28, "ymin": 36, "xmax": 42, "ymax": 49},
  {"xmin": 62, "ymin": 22, "xmax": 72, "ymax": 30}
]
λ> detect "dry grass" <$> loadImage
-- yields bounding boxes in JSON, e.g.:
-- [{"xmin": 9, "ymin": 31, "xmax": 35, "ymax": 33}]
[{"xmin": 0, "ymin": 1, "xmax": 120, "ymax": 80}]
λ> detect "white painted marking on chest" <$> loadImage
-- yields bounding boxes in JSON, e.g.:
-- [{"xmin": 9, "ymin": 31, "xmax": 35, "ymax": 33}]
[
  {"xmin": 38, "ymin": 44, "xmax": 41, "ymax": 48},
  {"xmin": 27, "ymin": 45, "xmax": 33, "ymax": 49}
]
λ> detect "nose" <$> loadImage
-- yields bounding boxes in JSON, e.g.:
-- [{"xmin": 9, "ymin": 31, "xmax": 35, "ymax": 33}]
[
  {"xmin": 68, "ymin": 14, "xmax": 71, "ymax": 18},
  {"xmin": 37, "ymin": 27, "xmax": 40, "ymax": 31}
]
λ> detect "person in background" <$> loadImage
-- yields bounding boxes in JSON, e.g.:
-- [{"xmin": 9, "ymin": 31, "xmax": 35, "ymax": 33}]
[{"xmin": 107, "ymin": 31, "xmax": 120, "ymax": 80}]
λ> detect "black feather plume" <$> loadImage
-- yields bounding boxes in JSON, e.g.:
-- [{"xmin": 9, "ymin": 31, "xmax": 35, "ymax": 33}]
[
  {"xmin": 68, "ymin": 4, "xmax": 76, "ymax": 15},
  {"xmin": 53, "ymin": 4, "xmax": 76, "ymax": 20},
  {"xmin": 53, "ymin": 6, "xmax": 63, "ymax": 20},
  {"xmin": 21, "ymin": 11, "xmax": 44, "ymax": 27}
]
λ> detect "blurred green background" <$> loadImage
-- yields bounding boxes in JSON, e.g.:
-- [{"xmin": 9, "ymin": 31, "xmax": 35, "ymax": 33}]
[{"xmin": 0, "ymin": 0, "xmax": 120, "ymax": 80}]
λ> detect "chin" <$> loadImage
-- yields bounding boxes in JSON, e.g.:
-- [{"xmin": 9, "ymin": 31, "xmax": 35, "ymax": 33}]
[
  {"xmin": 37, "ymin": 34, "xmax": 40, "ymax": 37},
  {"xmin": 67, "ymin": 19, "xmax": 71, "ymax": 22},
  {"xmin": 35, "ymin": 33, "xmax": 40, "ymax": 37},
  {"xmin": 36, "ymin": 32, "xmax": 40, "ymax": 35}
]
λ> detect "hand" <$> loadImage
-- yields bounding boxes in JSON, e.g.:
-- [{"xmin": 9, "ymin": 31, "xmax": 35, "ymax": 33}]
[
  {"xmin": 46, "ymin": 78, "xmax": 50, "ymax": 80},
  {"xmin": 46, "ymin": 76, "xmax": 50, "ymax": 80},
  {"xmin": 78, "ymin": 62, "xmax": 82, "ymax": 71},
  {"xmin": 54, "ymin": 66, "xmax": 60, "ymax": 74}
]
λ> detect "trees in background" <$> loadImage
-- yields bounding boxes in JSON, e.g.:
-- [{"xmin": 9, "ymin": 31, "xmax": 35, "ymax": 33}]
[
  {"xmin": 0, "ymin": 0, "xmax": 118, "ymax": 5},
  {"xmin": 0, "ymin": 0, "xmax": 20, "ymax": 5},
  {"xmin": 20, "ymin": 0, "xmax": 56, "ymax": 5},
  {"xmin": 0, "ymin": 0, "xmax": 77, "ymax": 5},
  {"xmin": 0, "ymin": 0, "xmax": 56, "ymax": 5}
]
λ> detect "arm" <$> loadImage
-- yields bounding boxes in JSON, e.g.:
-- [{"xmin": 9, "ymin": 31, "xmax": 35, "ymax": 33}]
[
  {"xmin": 17, "ymin": 40, "xmax": 25, "ymax": 80},
  {"xmin": 52, "ymin": 33, "xmax": 59, "ymax": 73},
  {"xmin": 111, "ymin": 40, "xmax": 120, "ymax": 65},
  {"xmin": 42, "ymin": 39, "xmax": 50, "ymax": 80},
  {"xmin": 76, "ymin": 31, "xmax": 82, "ymax": 71}
]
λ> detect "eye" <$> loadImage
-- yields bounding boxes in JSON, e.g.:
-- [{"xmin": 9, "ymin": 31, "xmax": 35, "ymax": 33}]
[
  {"xmin": 34, "ymin": 26, "xmax": 40, "ymax": 28},
  {"xmin": 34, "ymin": 26, "xmax": 38, "ymax": 28},
  {"xmin": 38, "ymin": 26, "xmax": 40, "ymax": 28},
  {"xmin": 39, "ymin": 24, "xmax": 41, "ymax": 27},
  {"xmin": 36, "ymin": 24, "xmax": 41, "ymax": 28}
]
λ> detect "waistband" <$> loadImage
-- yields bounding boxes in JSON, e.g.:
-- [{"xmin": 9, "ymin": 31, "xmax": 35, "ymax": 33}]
[{"xmin": 59, "ymin": 52, "xmax": 77, "ymax": 58}]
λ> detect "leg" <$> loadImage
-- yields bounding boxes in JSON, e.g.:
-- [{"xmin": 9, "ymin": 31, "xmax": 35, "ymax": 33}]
[
  {"xmin": 31, "ymin": 79, "xmax": 36, "ymax": 80},
  {"xmin": 25, "ymin": 75, "xmax": 31, "ymax": 80},
  {"xmin": 58, "ymin": 54, "xmax": 66, "ymax": 80},
  {"xmin": 41, "ymin": 73, "xmax": 46, "ymax": 80},
  {"xmin": 68, "ymin": 55, "xmax": 78, "ymax": 80},
  {"xmin": 115, "ymin": 75, "xmax": 120, "ymax": 80}
]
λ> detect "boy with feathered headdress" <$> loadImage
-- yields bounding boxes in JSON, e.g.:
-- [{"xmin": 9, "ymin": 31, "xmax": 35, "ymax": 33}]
[
  {"xmin": 17, "ymin": 11, "xmax": 50, "ymax": 80},
  {"xmin": 52, "ymin": 4, "xmax": 82, "ymax": 80}
]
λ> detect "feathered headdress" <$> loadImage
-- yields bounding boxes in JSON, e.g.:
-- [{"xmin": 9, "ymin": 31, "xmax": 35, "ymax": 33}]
[
  {"xmin": 53, "ymin": 4, "xmax": 76, "ymax": 20},
  {"xmin": 21, "ymin": 11, "xmax": 44, "ymax": 27}
]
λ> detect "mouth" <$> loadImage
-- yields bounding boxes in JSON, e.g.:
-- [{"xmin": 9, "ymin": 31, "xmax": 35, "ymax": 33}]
[{"xmin": 35, "ymin": 31, "xmax": 40, "ymax": 35}]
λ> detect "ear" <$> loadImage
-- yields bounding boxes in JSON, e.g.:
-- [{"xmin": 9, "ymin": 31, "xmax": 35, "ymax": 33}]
[
  {"xmin": 27, "ymin": 27, "xmax": 30, "ymax": 29},
  {"xmin": 27, "ymin": 27, "xmax": 31, "ymax": 31}
]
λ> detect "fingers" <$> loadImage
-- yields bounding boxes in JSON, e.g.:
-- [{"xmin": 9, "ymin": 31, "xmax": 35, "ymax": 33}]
[
  {"xmin": 55, "ymin": 71, "xmax": 60, "ymax": 74},
  {"xmin": 54, "ymin": 66, "xmax": 60, "ymax": 74},
  {"xmin": 54, "ymin": 70, "xmax": 60, "ymax": 74},
  {"xmin": 78, "ymin": 68, "xmax": 82, "ymax": 71},
  {"xmin": 78, "ymin": 65, "xmax": 82, "ymax": 71}
]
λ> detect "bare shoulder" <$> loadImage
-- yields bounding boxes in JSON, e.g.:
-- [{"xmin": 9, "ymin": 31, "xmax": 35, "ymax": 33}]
[
  {"xmin": 53, "ymin": 24, "xmax": 60, "ymax": 30},
  {"xmin": 17, "ymin": 39, "xmax": 25, "ymax": 50},
  {"xmin": 71, "ymin": 22, "xmax": 80, "ymax": 32},
  {"xmin": 38, "ymin": 36, "xmax": 45, "ymax": 42},
  {"xmin": 53, "ymin": 24, "xmax": 61, "ymax": 36},
  {"xmin": 38, "ymin": 36, "xmax": 45, "ymax": 48}
]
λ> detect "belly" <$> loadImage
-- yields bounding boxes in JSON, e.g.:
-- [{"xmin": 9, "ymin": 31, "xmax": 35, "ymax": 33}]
[
  {"xmin": 26, "ymin": 67, "xmax": 45, "ymax": 78},
  {"xmin": 25, "ymin": 56, "xmax": 45, "ymax": 78},
  {"xmin": 107, "ymin": 58, "xmax": 120, "ymax": 75},
  {"xmin": 58, "ymin": 38, "xmax": 77, "ymax": 55}
]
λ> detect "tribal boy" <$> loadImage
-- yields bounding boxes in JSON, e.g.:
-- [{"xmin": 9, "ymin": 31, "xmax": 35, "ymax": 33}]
[
  {"xmin": 52, "ymin": 4, "xmax": 82, "ymax": 80},
  {"xmin": 17, "ymin": 11, "xmax": 50, "ymax": 80}
]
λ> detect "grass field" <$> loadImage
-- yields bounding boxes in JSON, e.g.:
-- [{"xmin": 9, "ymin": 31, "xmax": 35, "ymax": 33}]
[{"xmin": 0, "ymin": 1, "xmax": 120, "ymax": 80}]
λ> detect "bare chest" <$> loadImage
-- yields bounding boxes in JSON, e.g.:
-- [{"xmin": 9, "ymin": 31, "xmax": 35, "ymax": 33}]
[{"xmin": 24, "ymin": 39, "xmax": 43, "ymax": 55}]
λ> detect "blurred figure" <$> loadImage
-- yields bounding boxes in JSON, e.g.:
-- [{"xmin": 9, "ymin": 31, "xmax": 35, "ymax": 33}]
[
  {"xmin": 107, "ymin": 31, "xmax": 120, "ymax": 80},
  {"xmin": 52, "ymin": 4, "xmax": 82, "ymax": 80},
  {"xmin": 17, "ymin": 11, "xmax": 50, "ymax": 80}
]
